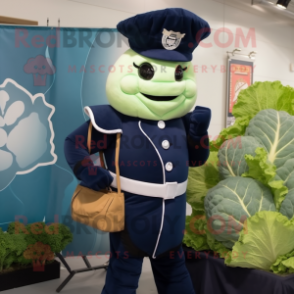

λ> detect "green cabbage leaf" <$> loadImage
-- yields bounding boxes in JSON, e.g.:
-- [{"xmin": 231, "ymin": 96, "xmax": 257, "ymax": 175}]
[
  {"xmin": 245, "ymin": 109, "xmax": 294, "ymax": 169},
  {"xmin": 218, "ymin": 136, "xmax": 263, "ymax": 179},
  {"xmin": 210, "ymin": 81, "xmax": 294, "ymax": 151},
  {"xmin": 276, "ymin": 159, "xmax": 294, "ymax": 218},
  {"xmin": 204, "ymin": 177, "xmax": 276, "ymax": 248},
  {"xmin": 271, "ymin": 249, "xmax": 294, "ymax": 274},
  {"xmin": 186, "ymin": 151, "xmax": 220, "ymax": 216},
  {"xmin": 226, "ymin": 211, "xmax": 294, "ymax": 271},
  {"xmin": 183, "ymin": 215, "xmax": 209, "ymax": 251},
  {"xmin": 243, "ymin": 147, "xmax": 288, "ymax": 210}
]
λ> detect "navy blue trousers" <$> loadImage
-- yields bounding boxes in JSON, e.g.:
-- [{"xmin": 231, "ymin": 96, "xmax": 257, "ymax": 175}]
[{"xmin": 101, "ymin": 232, "xmax": 195, "ymax": 294}]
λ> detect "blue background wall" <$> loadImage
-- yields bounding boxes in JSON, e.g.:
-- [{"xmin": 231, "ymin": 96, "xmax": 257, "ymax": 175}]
[{"xmin": 0, "ymin": 26, "xmax": 128, "ymax": 256}]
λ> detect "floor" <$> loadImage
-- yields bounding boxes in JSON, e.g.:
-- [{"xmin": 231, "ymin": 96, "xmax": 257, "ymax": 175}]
[{"xmin": 2, "ymin": 256, "xmax": 158, "ymax": 294}]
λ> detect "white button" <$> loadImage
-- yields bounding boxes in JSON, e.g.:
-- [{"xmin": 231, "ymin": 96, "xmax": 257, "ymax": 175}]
[
  {"xmin": 158, "ymin": 120, "xmax": 165, "ymax": 129},
  {"xmin": 165, "ymin": 162, "xmax": 173, "ymax": 172},
  {"xmin": 161, "ymin": 140, "xmax": 170, "ymax": 150}
]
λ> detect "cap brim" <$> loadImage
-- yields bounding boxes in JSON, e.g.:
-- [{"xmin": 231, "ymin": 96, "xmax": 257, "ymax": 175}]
[{"xmin": 132, "ymin": 48, "xmax": 192, "ymax": 62}]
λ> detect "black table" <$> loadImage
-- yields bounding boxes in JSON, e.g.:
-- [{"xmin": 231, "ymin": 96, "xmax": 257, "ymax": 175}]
[{"xmin": 183, "ymin": 245, "xmax": 294, "ymax": 294}]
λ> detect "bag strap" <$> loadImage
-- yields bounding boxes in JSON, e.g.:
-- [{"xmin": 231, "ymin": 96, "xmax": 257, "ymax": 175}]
[
  {"xmin": 87, "ymin": 121, "xmax": 122, "ymax": 194},
  {"xmin": 87, "ymin": 121, "xmax": 106, "ymax": 168},
  {"xmin": 115, "ymin": 133, "xmax": 122, "ymax": 194}
]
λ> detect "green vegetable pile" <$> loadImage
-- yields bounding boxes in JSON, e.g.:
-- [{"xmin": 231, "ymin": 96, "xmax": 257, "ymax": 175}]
[
  {"xmin": 0, "ymin": 221, "xmax": 73, "ymax": 271},
  {"xmin": 184, "ymin": 81, "xmax": 294, "ymax": 274}
]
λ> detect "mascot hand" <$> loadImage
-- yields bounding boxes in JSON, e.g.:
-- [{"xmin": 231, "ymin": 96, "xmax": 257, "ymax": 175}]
[
  {"xmin": 189, "ymin": 106, "xmax": 211, "ymax": 139},
  {"xmin": 78, "ymin": 165, "xmax": 114, "ymax": 191}
]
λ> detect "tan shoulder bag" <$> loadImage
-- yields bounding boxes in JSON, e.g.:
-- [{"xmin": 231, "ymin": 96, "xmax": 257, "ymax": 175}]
[{"xmin": 71, "ymin": 122, "xmax": 125, "ymax": 232}]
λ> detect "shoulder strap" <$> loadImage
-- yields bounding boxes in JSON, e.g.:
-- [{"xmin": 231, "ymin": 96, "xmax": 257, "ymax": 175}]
[
  {"xmin": 87, "ymin": 121, "xmax": 105, "ymax": 166},
  {"xmin": 87, "ymin": 121, "xmax": 93, "ymax": 153},
  {"xmin": 87, "ymin": 121, "xmax": 121, "ymax": 193},
  {"xmin": 114, "ymin": 133, "xmax": 122, "ymax": 193}
]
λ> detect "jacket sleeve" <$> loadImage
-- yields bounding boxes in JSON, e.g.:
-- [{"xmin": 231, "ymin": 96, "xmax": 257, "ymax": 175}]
[
  {"xmin": 182, "ymin": 112, "xmax": 210, "ymax": 167},
  {"xmin": 64, "ymin": 119, "xmax": 116, "ymax": 191}
]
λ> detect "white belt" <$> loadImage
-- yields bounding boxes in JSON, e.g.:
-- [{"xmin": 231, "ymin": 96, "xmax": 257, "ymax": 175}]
[{"xmin": 109, "ymin": 171, "xmax": 187, "ymax": 200}]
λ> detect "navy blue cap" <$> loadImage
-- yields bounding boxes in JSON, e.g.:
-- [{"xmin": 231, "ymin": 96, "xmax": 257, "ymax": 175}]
[{"xmin": 117, "ymin": 8, "xmax": 211, "ymax": 62}]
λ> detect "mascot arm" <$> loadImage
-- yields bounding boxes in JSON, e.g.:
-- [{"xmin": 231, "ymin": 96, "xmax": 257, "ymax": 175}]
[
  {"xmin": 64, "ymin": 120, "xmax": 115, "ymax": 191},
  {"xmin": 183, "ymin": 106, "xmax": 211, "ymax": 167}
]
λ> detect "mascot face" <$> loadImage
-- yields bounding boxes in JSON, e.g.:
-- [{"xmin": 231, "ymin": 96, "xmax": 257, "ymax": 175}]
[{"xmin": 106, "ymin": 49, "xmax": 197, "ymax": 121}]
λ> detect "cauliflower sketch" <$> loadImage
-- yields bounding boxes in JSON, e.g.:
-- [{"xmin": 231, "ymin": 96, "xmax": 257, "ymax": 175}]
[
  {"xmin": 0, "ymin": 79, "xmax": 57, "ymax": 191},
  {"xmin": 24, "ymin": 55, "xmax": 56, "ymax": 86}
]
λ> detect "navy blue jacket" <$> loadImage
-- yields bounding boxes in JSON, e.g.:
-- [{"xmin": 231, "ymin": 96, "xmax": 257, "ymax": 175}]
[{"xmin": 64, "ymin": 105, "xmax": 210, "ymax": 257}]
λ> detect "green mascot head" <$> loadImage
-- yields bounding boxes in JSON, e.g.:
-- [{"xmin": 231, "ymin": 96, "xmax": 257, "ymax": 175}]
[{"xmin": 106, "ymin": 8, "xmax": 210, "ymax": 121}]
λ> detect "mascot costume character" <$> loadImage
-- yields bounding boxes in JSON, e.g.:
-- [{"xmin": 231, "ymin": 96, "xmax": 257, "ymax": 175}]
[{"xmin": 64, "ymin": 8, "xmax": 211, "ymax": 294}]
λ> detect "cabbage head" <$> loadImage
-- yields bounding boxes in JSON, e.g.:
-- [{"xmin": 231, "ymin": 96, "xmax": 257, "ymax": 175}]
[
  {"xmin": 218, "ymin": 136, "xmax": 264, "ymax": 179},
  {"xmin": 280, "ymin": 191, "xmax": 294, "ymax": 220},
  {"xmin": 204, "ymin": 177, "xmax": 276, "ymax": 248},
  {"xmin": 276, "ymin": 159, "xmax": 294, "ymax": 219},
  {"xmin": 245, "ymin": 109, "xmax": 294, "ymax": 168}
]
